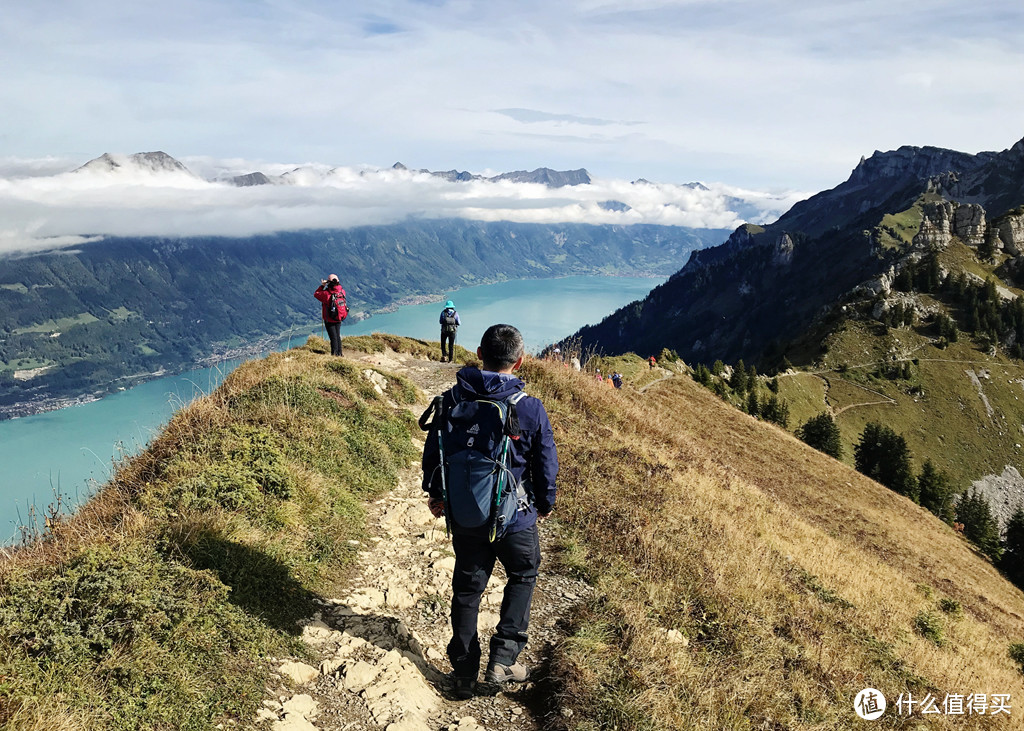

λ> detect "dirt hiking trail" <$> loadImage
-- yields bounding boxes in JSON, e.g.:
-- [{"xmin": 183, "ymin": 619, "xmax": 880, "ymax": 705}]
[{"xmin": 256, "ymin": 348, "xmax": 590, "ymax": 731}]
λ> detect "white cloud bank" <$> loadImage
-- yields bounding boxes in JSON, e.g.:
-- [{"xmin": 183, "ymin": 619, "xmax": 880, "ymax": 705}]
[{"xmin": 0, "ymin": 154, "xmax": 809, "ymax": 255}]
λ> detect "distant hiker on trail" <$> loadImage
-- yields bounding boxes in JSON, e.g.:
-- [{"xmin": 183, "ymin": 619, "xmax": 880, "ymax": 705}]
[
  {"xmin": 314, "ymin": 274, "xmax": 347, "ymax": 356},
  {"xmin": 418, "ymin": 324, "xmax": 558, "ymax": 700},
  {"xmin": 612, "ymin": 372, "xmax": 623, "ymax": 389},
  {"xmin": 571, "ymin": 356, "xmax": 581, "ymax": 372},
  {"xmin": 649, "ymin": 355, "xmax": 657, "ymax": 369},
  {"xmin": 439, "ymin": 300, "xmax": 461, "ymax": 363}
]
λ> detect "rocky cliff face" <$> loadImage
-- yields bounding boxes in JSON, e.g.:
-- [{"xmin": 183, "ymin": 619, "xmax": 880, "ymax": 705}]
[
  {"xmin": 912, "ymin": 200, "xmax": 987, "ymax": 250},
  {"xmin": 995, "ymin": 210, "xmax": 1024, "ymax": 256},
  {"xmin": 570, "ymin": 135, "xmax": 1024, "ymax": 366}
]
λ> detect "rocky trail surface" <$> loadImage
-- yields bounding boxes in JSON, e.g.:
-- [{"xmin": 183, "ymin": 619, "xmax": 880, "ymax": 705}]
[{"xmin": 256, "ymin": 349, "xmax": 591, "ymax": 731}]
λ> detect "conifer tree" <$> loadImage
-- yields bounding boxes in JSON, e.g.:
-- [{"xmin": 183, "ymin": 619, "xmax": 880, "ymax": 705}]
[
  {"xmin": 918, "ymin": 459, "xmax": 955, "ymax": 523},
  {"xmin": 731, "ymin": 359, "xmax": 748, "ymax": 393},
  {"xmin": 1000, "ymin": 507, "xmax": 1024, "ymax": 586},
  {"xmin": 924, "ymin": 256, "xmax": 941, "ymax": 292},
  {"xmin": 978, "ymin": 234, "xmax": 996, "ymax": 262},
  {"xmin": 956, "ymin": 489, "xmax": 1003, "ymax": 561},
  {"xmin": 797, "ymin": 412, "xmax": 843, "ymax": 459},
  {"xmin": 746, "ymin": 388, "xmax": 760, "ymax": 417},
  {"xmin": 760, "ymin": 395, "xmax": 789, "ymax": 428},
  {"xmin": 854, "ymin": 423, "xmax": 918, "ymax": 501}
]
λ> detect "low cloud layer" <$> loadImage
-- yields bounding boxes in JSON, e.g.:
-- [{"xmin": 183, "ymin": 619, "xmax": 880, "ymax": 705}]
[{"xmin": 0, "ymin": 154, "xmax": 808, "ymax": 255}]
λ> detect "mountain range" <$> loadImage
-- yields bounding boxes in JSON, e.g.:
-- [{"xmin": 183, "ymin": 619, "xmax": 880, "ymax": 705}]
[
  {"xmin": 0, "ymin": 151, "xmax": 804, "ymax": 253},
  {"xmin": 574, "ymin": 136, "xmax": 1024, "ymax": 365}
]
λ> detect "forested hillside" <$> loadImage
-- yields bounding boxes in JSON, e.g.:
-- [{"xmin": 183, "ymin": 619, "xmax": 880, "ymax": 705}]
[{"xmin": 0, "ymin": 220, "xmax": 725, "ymax": 416}]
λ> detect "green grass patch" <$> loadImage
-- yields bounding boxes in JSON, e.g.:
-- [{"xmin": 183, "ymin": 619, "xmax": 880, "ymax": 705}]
[
  {"xmin": 13, "ymin": 312, "xmax": 100, "ymax": 335},
  {"xmin": 775, "ymin": 372, "xmax": 827, "ymax": 429},
  {"xmin": 876, "ymin": 203, "xmax": 924, "ymax": 249},
  {"xmin": 913, "ymin": 611, "xmax": 945, "ymax": 646},
  {"xmin": 1010, "ymin": 643, "xmax": 1024, "ymax": 675},
  {"xmin": 0, "ymin": 358, "xmax": 56, "ymax": 373},
  {"xmin": 105, "ymin": 307, "xmax": 135, "ymax": 321}
]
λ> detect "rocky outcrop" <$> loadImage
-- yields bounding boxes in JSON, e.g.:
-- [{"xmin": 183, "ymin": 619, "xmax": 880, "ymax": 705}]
[
  {"xmin": 995, "ymin": 211, "xmax": 1024, "ymax": 256},
  {"xmin": 912, "ymin": 201, "xmax": 955, "ymax": 250},
  {"xmin": 970, "ymin": 465, "xmax": 1024, "ymax": 530},
  {"xmin": 849, "ymin": 146, "xmax": 986, "ymax": 187},
  {"xmin": 913, "ymin": 201, "xmax": 989, "ymax": 250},
  {"xmin": 772, "ymin": 233, "xmax": 794, "ymax": 267},
  {"xmin": 953, "ymin": 203, "xmax": 986, "ymax": 246},
  {"xmin": 857, "ymin": 266, "xmax": 896, "ymax": 297},
  {"xmin": 871, "ymin": 291, "xmax": 941, "ymax": 322},
  {"xmin": 232, "ymin": 171, "xmax": 272, "ymax": 187}
]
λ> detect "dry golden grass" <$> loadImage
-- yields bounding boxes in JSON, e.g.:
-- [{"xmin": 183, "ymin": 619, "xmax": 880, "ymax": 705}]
[
  {"xmin": 0, "ymin": 336, "xmax": 421, "ymax": 729},
  {"xmin": 518, "ymin": 359, "xmax": 1024, "ymax": 729}
]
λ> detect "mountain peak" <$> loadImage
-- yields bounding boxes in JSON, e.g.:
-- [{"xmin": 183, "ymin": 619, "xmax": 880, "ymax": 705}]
[
  {"xmin": 74, "ymin": 151, "xmax": 195, "ymax": 177},
  {"xmin": 489, "ymin": 167, "xmax": 591, "ymax": 187},
  {"xmin": 846, "ymin": 144, "xmax": 983, "ymax": 187}
]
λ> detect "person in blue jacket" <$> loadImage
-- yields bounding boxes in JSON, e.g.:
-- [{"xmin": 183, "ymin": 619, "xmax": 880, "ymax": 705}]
[
  {"xmin": 439, "ymin": 300, "xmax": 461, "ymax": 362},
  {"xmin": 421, "ymin": 324, "xmax": 559, "ymax": 698}
]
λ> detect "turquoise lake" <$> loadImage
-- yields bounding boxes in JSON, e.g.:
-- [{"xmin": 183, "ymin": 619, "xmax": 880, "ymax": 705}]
[{"xmin": 0, "ymin": 275, "xmax": 662, "ymax": 535}]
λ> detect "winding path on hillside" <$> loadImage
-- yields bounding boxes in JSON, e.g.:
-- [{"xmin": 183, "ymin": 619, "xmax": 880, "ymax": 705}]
[
  {"xmin": 256, "ymin": 350, "xmax": 588, "ymax": 731},
  {"xmin": 637, "ymin": 367, "xmax": 675, "ymax": 392}
]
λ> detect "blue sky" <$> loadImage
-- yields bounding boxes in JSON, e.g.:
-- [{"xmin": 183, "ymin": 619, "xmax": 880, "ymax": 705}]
[{"xmin": 1, "ymin": 0, "xmax": 1023, "ymax": 191}]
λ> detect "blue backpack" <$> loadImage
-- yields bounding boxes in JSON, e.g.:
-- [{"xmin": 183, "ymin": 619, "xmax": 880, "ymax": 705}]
[{"xmin": 420, "ymin": 387, "xmax": 529, "ymax": 541}]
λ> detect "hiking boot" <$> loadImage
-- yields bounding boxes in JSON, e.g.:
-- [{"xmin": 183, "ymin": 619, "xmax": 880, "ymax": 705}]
[
  {"xmin": 451, "ymin": 675, "xmax": 476, "ymax": 700},
  {"xmin": 485, "ymin": 661, "xmax": 530, "ymax": 684}
]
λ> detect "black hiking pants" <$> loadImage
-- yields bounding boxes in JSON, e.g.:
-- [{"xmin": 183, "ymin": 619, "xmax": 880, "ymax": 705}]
[
  {"xmin": 440, "ymin": 329, "xmax": 456, "ymax": 362},
  {"xmin": 325, "ymin": 321, "xmax": 343, "ymax": 356},
  {"xmin": 448, "ymin": 525, "xmax": 540, "ymax": 678}
]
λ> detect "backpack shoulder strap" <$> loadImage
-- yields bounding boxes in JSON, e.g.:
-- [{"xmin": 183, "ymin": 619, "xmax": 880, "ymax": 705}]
[{"xmin": 505, "ymin": 390, "xmax": 527, "ymax": 438}]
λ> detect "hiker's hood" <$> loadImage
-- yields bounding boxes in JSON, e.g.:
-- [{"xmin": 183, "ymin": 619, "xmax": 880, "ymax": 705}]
[{"xmin": 456, "ymin": 366, "xmax": 523, "ymax": 401}]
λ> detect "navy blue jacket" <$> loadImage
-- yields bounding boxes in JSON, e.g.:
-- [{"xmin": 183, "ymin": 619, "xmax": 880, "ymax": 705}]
[{"xmin": 421, "ymin": 366, "xmax": 558, "ymax": 534}]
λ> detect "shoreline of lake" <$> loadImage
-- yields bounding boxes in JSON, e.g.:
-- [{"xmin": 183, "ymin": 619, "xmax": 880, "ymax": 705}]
[{"xmin": 0, "ymin": 272, "xmax": 663, "ymax": 421}]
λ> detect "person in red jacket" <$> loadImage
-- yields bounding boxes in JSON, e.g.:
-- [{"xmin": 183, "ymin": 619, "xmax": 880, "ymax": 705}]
[{"xmin": 314, "ymin": 274, "xmax": 347, "ymax": 356}]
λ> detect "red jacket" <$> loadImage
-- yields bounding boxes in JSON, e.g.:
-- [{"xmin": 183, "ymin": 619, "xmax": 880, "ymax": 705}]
[{"xmin": 315, "ymin": 282, "xmax": 346, "ymax": 323}]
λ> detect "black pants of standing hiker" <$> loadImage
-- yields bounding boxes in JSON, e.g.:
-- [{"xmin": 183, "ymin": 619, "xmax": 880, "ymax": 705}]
[
  {"xmin": 325, "ymin": 321, "xmax": 343, "ymax": 356},
  {"xmin": 440, "ymin": 329, "xmax": 456, "ymax": 362},
  {"xmin": 447, "ymin": 525, "xmax": 540, "ymax": 678}
]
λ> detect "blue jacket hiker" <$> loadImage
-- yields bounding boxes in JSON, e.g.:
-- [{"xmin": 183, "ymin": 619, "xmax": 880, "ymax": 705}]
[
  {"xmin": 420, "ymin": 324, "xmax": 558, "ymax": 699},
  {"xmin": 439, "ymin": 300, "xmax": 461, "ymax": 362}
]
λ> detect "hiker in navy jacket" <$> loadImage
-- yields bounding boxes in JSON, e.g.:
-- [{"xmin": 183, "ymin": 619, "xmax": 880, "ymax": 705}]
[
  {"xmin": 421, "ymin": 324, "xmax": 558, "ymax": 698},
  {"xmin": 439, "ymin": 300, "xmax": 461, "ymax": 362}
]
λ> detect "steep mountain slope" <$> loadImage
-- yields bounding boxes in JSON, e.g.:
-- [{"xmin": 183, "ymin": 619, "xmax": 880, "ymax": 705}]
[
  {"xmin": 2, "ymin": 335, "xmax": 1021, "ymax": 729},
  {"xmin": 573, "ymin": 136, "xmax": 1024, "ymax": 366}
]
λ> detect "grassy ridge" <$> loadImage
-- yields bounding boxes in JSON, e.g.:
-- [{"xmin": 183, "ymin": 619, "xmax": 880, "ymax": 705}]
[
  {"xmin": 4, "ymin": 334, "xmax": 1023, "ymax": 729},
  {"xmin": 517, "ymin": 360, "xmax": 1024, "ymax": 729},
  {"xmin": 0, "ymin": 335, "xmax": 423, "ymax": 729}
]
